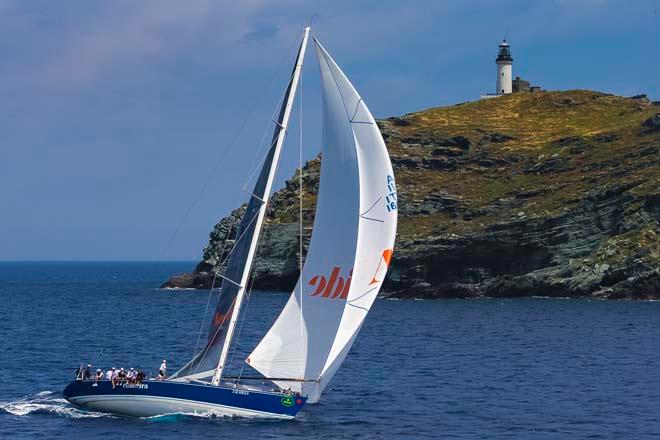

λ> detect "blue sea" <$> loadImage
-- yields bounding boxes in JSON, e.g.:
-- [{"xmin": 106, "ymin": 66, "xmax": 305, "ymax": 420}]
[{"xmin": 1, "ymin": 262, "xmax": 659, "ymax": 439}]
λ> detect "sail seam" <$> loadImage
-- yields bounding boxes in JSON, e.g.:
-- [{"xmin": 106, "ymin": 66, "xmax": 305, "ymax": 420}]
[
  {"xmin": 350, "ymin": 98, "xmax": 362, "ymax": 121},
  {"xmin": 348, "ymin": 286, "xmax": 379, "ymax": 304},
  {"xmin": 359, "ymin": 215, "xmax": 384, "ymax": 223},
  {"xmin": 346, "ymin": 302, "xmax": 370, "ymax": 312},
  {"xmin": 360, "ymin": 196, "xmax": 381, "ymax": 215}
]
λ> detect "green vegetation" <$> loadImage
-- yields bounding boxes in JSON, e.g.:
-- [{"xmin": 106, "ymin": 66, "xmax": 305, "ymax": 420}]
[
  {"xmin": 176, "ymin": 90, "xmax": 659, "ymax": 298},
  {"xmin": 385, "ymin": 90, "xmax": 659, "ymax": 226}
]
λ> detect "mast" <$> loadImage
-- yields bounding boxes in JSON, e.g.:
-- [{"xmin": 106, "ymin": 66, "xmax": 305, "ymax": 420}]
[{"xmin": 212, "ymin": 26, "xmax": 310, "ymax": 386}]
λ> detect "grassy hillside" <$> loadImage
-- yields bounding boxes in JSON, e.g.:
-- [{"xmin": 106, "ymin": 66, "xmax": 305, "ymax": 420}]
[
  {"xmin": 389, "ymin": 90, "xmax": 658, "ymax": 237},
  {"xmin": 165, "ymin": 90, "xmax": 660, "ymax": 299}
]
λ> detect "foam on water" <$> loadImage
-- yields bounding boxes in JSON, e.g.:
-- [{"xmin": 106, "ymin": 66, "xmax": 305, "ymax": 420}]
[
  {"xmin": 141, "ymin": 411, "xmax": 246, "ymax": 422},
  {"xmin": 0, "ymin": 392, "xmax": 263, "ymax": 422},
  {"xmin": 0, "ymin": 391, "xmax": 113, "ymax": 419}
]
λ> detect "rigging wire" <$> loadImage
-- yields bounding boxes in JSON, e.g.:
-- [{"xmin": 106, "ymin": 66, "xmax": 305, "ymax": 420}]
[
  {"xmin": 187, "ymin": 88, "xmax": 286, "ymax": 366},
  {"xmin": 176, "ymin": 31, "xmax": 305, "ymax": 376},
  {"xmin": 299, "ymin": 53, "xmax": 304, "ymax": 367},
  {"xmin": 226, "ymin": 255, "xmax": 259, "ymax": 381},
  {"xmin": 192, "ymin": 272, "xmax": 217, "ymax": 361},
  {"xmin": 224, "ymin": 35, "xmax": 309, "ymax": 384},
  {"xmin": 242, "ymin": 84, "xmax": 291, "ymax": 192},
  {"xmin": 188, "ymin": 205, "xmax": 249, "ymax": 368},
  {"xmin": 159, "ymin": 29, "xmax": 304, "ymax": 258},
  {"xmin": 179, "ymin": 28, "xmax": 311, "ymax": 384}
]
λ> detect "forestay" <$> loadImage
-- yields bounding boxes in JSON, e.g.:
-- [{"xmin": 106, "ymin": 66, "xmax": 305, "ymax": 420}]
[{"xmin": 247, "ymin": 38, "xmax": 397, "ymax": 403}]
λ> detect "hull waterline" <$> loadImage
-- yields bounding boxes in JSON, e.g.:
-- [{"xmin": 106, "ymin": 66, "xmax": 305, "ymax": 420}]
[{"xmin": 63, "ymin": 380, "xmax": 305, "ymax": 419}]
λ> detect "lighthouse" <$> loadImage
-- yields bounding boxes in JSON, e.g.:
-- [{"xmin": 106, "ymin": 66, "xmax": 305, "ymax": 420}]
[
  {"xmin": 496, "ymin": 40, "xmax": 513, "ymax": 95},
  {"xmin": 480, "ymin": 39, "xmax": 541, "ymax": 99}
]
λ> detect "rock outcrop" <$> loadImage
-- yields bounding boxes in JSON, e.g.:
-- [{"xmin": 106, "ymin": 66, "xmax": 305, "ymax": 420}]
[{"xmin": 163, "ymin": 90, "xmax": 660, "ymax": 299}]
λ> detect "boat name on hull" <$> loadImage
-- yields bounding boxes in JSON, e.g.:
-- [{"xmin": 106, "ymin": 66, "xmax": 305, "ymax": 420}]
[{"xmin": 121, "ymin": 383, "xmax": 149, "ymax": 390}]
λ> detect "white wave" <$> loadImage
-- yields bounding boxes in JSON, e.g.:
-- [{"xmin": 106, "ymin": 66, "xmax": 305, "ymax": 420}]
[
  {"xmin": 35, "ymin": 390, "xmax": 55, "ymax": 397},
  {"xmin": 141, "ymin": 411, "xmax": 218, "ymax": 421},
  {"xmin": 0, "ymin": 391, "xmax": 114, "ymax": 419}
]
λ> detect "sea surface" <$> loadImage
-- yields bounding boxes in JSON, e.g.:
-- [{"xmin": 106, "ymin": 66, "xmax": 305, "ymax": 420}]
[{"xmin": 1, "ymin": 262, "xmax": 659, "ymax": 439}]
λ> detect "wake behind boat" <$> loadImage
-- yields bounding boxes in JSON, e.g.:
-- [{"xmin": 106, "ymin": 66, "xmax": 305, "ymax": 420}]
[{"xmin": 64, "ymin": 26, "xmax": 397, "ymax": 419}]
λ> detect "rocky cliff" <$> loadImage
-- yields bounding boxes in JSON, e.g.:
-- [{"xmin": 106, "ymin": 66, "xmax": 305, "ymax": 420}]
[{"xmin": 163, "ymin": 90, "xmax": 660, "ymax": 299}]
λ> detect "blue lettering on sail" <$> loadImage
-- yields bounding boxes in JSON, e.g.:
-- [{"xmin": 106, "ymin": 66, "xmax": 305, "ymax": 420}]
[{"xmin": 385, "ymin": 175, "xmax": 397, "ymax": 212}]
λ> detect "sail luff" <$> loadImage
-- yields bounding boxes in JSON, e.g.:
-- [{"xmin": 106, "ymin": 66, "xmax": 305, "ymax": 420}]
[{"xmin": 211, "ymin": 27, "xmax": 311, "ymax": 385}]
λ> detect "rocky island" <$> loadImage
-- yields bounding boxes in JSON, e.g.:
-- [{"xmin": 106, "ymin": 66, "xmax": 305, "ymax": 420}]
[{"xmin": 163, "ymin": 90, "xmax": 660, "ymax": 299}]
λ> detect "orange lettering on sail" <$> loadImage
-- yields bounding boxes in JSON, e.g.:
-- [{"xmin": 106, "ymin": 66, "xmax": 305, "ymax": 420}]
[
  {"xmin": 308, "ymin": 267, "xmax": 353, "ymax": 299},
  {"xmin": 322, "ymin": 267, "xmax": 341, "ymax": 297},
  {"xmin": 309, "ymin": 275, "xmax": 326, "ymax": 296}
]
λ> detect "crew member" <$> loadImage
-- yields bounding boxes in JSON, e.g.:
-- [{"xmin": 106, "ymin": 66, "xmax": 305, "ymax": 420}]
[
  {"xmin": 83, "ymin": 364, "xmax": 92, "ymax": 380},
  {"xmin": 111, "ymin": 368, "xmax": 119, "ymax": 388},
  {"xmin": 127, "ymin": 368, "xmax": 136, "ymax": 384},
  {"xmin": 159, "ymin": 359, "xmax": 167, "ymax": 379},
  {"xmin": 118, "ymin": 368, "xmax": 126, "ymax": 383}
]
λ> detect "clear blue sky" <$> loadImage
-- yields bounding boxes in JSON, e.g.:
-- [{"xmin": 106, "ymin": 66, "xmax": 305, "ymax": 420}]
[{"xmin": 1, "ymin": 0, "xmax": 658, "ymax": 261}]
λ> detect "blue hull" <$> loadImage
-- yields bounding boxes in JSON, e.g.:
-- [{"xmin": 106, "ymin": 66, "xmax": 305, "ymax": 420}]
[{"xmin": 63, "ymin": 380, "xmax": 306, "ymax": 419}]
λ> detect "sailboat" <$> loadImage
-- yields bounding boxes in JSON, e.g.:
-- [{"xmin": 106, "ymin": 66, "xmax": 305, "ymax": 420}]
[{"xmin": 63, "ymin": 26, "xmax": 397, "ymax": 419}]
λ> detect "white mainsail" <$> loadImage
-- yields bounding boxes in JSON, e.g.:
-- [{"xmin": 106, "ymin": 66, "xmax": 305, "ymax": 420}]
[{"xmin": 247, "ymin": 38, "xmax": 397, "ymax": 403}]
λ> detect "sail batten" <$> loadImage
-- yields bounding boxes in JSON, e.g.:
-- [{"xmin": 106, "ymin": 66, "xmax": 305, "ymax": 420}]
[{"xmin": 247, "ymin": 37, "xmax": 397, "ymax": 403}]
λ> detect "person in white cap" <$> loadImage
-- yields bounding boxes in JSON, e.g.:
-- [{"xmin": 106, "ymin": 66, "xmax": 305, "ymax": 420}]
[
  {"xmin": 127, "ymin": 368, "xmax": 136, "ymax": 384},
  {"xmin": 111, "ymin": 367, "xmax": 119, "ymax": 388},
  {"xmin": 94, "ymin": 369, "xmax": 103, "ymax": 383},
  {"xmin": 159, "ymin": 360, "xmax": 167, "ymax": 380},
  {"xmin": 83, "ymin": 364, "xmax": 92, "ymax": 380},
  {"xmin": 106, "ymin": 367, "xmax": 115, "ymax": 381}
]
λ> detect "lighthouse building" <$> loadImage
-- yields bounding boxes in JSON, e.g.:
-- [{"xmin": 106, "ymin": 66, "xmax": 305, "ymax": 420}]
[
  {"xmin": 481, "ymin": 39, "xmax": 541, "ymax": 99},
  {"xmin": 496, "ymin": 40, "xmax": 513, "ymax": 95}
]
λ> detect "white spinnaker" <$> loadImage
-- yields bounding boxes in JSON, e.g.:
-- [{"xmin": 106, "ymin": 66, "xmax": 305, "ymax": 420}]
[
  {"xmin": 246, "ymin": 38, "xmax": 397, "ymax": 403},
  {"xmin": 312, "ymin": 40, "xmax": 397, "ymax": 402}
]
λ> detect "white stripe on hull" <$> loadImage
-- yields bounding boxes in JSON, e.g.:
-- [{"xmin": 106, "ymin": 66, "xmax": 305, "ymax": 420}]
[{"xmin": 68, "ymin": 394, "xmax": 293, "ymax": 419}]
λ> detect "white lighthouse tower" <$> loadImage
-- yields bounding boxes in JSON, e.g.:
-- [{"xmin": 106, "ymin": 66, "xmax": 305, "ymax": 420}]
[{"xmin": 496, "ymin": 40, "xmax": 513, "ymax": 95}]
